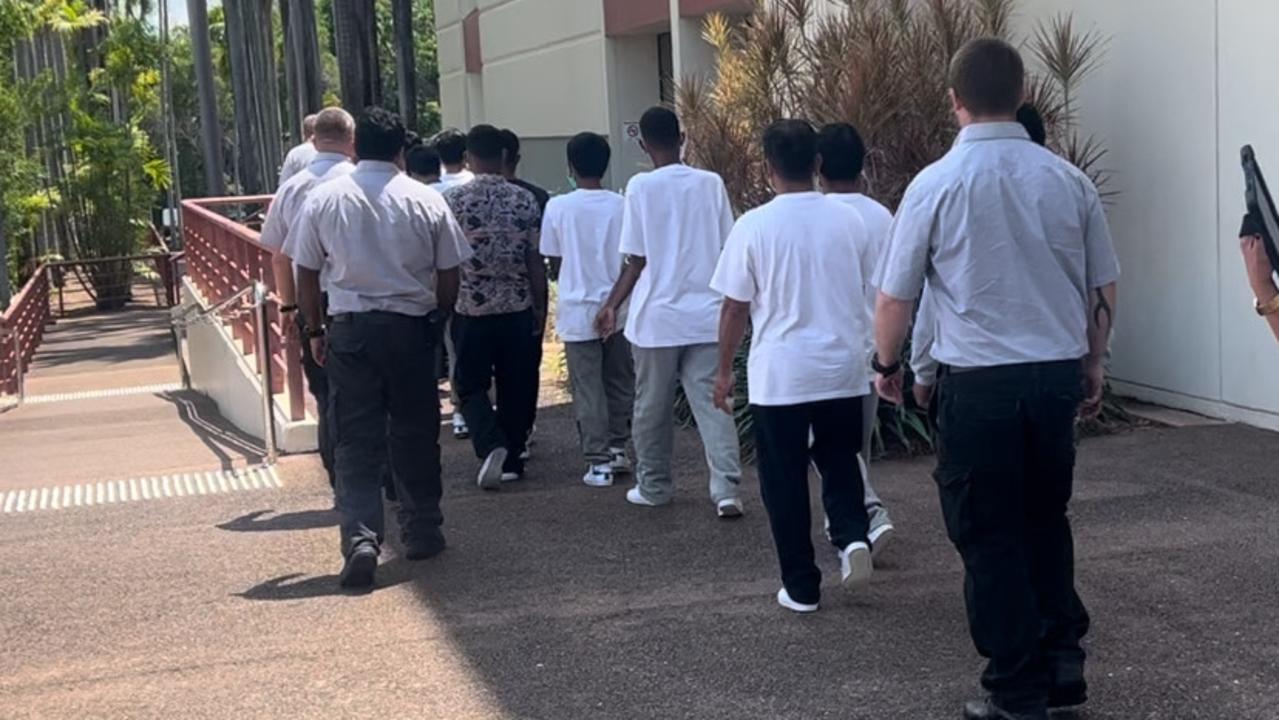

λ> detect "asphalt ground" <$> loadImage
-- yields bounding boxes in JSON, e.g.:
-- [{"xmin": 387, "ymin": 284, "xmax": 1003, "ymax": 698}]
[{"xmin": 2, "ymin": 404, "xmax": 1277, "ymax": 719}]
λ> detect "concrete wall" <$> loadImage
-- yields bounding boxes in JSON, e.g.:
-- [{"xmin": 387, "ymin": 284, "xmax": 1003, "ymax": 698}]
[
  {"xmin": 1019, "ymin": 0, "xmax": 1279, "ymax": 429},
  {"xmin": 181, "ymin": 280, "xmax": 318, "ymax": 454}
]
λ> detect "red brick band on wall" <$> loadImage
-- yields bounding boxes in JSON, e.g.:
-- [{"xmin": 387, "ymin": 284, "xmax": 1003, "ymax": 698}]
[{"xmin": 463, "ymin": 9, "xmax": 482, "ymax": 73}]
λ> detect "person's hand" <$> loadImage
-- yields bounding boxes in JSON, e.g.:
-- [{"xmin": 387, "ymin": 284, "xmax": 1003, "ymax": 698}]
[
  {"xmin": 913, "ymin": 381, "xmax": 934, "ymax": 410},
  {"xmin": 532, "ymin": 308, "xmax": 546, "ymax": 337},
  {"xmin": 1241, "ymin": 235, "xmax": 1278, "ymax": 299},
  {"xmin": 1080, "ymin": 357, "xmax": 1104, "ymax": 420},
  {"xmin": 310, "ymin": 336, "xmax": 327, "ymax": 368},
  {"xmin": 594, "ymin": 305, "xmax": 617, "ymax": 338},
  {"xmin": 875, "ymin": 369, "xmax": 904, "ymax": 406},
  {"xmin": 713, "ymin": 369, "xmax": 735, "ymax": 414}
]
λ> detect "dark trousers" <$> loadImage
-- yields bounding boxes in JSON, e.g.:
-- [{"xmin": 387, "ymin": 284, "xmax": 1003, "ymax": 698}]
[
  {"xmin": 933, "ymin": 360, "xmax": 1091, "ymax": 715},
  {"xmin": 298, "ymin": 315, "xmax": 334, "ymax": 488},
  {"xmin": 452, "ymin": 309, "xmax": 540, "ymax": 474},
  {"xmin": 752, "ymin": 396, "xmax": 870, "ymax": 606},
  {"xmin": 326, "ymin": 311, "xmax": 443, "ymax": 555}
]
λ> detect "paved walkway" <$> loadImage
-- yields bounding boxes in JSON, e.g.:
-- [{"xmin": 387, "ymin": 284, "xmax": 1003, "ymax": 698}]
[
  {"xmin": 2, "ymin": 400, "xmax": 1277, "ymax": 718},
  {"xmin": 0, "ymin": 308, "xmax": 263, "ymax": 491}
]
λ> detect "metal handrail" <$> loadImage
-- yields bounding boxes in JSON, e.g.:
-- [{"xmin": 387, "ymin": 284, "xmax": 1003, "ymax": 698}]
[{"xmin": 171, "ymin": 280, "xmax": 278, "ymax": 463}]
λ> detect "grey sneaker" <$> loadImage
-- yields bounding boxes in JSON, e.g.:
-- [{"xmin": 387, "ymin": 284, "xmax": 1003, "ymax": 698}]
[{"xmin": 867, "ymin": 506, "xmax": 895, "ymax": 560}]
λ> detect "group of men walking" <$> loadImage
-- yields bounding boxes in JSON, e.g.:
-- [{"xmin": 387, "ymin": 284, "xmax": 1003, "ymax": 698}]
[{"xmin": 257, "ymin": 37, "xmax": 1118, "ymax": 720}]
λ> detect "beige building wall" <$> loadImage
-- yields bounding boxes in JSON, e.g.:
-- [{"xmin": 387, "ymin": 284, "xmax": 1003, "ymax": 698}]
[{"xmin": 1019, "ymin": 0, "xmax": 1279, "ymax": 429}]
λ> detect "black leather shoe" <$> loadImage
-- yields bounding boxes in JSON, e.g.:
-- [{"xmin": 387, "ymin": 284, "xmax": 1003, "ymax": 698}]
[
  {"xmin": 963, "ymin": 698, "xmax": 1048, "ymax": 720},
  {"xmin": 1048, "ymin": 681, "xmax": 1087, "ymax": 713},
  {"xmin": 339, "ymin": 543, "xmax": 378, "ymax": 588}
]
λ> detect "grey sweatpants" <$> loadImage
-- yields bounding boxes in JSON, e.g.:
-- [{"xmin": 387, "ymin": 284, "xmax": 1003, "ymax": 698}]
[
  {"xmin": 631, "ymin": 343, "xmax": 743, "ymax": 505},
  {"xmin": 860, "ymin": 388, "xmax": 883, "ymax": 509},
  {"xmin": 564, "ymin": 334, "xmax": 635, "ymax": 464}
]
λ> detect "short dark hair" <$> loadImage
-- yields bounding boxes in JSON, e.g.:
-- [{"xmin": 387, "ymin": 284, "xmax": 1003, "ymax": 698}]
[
  {"xmin": 354, "ymin": 107, "xmax": 406, "ymax": 162},
  {"xmin": 466, "ymin": 124, "xmax": 506, "ymax": 163},
  {"xmin": 567, "ymin": 132, "xmax": 611, "ymax": 179},
  {"xmin": 1016, "ymin": 103, "xmax": 1047, "ymax": 146},
  {"xmin": 406, "ymin": 144, "xmax": 441, "ymax": 177},
  {"xmin": 949, "ymin": 37, "xmax": 1025, "ymax": 117},
  {"xmin": 816, "ymin": 123, "xmax": 867, "ymax": 182},
  {"xmin": 404, "ymin": 130, "xmax": 421, "ymax": 150},
  {"xmin": 499, "ymin": 129, "xmax": 521, "ymax": 167},
  {"xmin": 639, "ymin": 106, "xmax": 680, "ymax": 150},
  {"xmin": 433, "ymin": 128, "xmax": 468, "ymax": 164},
  {"xmin": 762, "ymin": 119, "xmax": 818, "ymax": 183}
]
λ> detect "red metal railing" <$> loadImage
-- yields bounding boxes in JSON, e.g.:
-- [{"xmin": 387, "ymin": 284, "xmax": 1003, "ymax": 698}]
[
  {"xmin": 181, "ymin": 195, "xmax": 305, "ymax": 422},
  {"xmin": 0, "ymin": 265, "xmax": 52, "ymax": 397}
]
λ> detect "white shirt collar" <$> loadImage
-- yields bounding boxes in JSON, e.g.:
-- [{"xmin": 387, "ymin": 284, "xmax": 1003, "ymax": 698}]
[
  {"xmin": 354, "ymin": 160, "xmax": 401, "ymax": 174},
  {"xmin": 955, "ymin": 122, "xmax": 1031, "ymax": 146}
]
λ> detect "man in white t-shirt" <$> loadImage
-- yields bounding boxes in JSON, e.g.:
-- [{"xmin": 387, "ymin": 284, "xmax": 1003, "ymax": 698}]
[
  {"xmin": 815, "ymin": 122, "xmax": 896, "ymax": 556},
  {"xmin": 431, "ymin": 128, "xmax": 476, "ymax": 193},
  {"xmin": 595, "ymin": 106, "xmax": 744, "ymax": 518},
  {"xmin": 278, "ymin": 113, "xmax": 319, "ymax": 186},
  {"xmin": 711, "ymin": 119, "xmax": 875, "ymax": 613},
  {"xmin": 541, "ymin": 132, "xmax": 635, "ymax": 488}
]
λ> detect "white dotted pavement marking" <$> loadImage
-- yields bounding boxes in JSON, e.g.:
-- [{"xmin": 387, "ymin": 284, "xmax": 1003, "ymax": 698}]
[
  {"xmin": 23, "ymin": 383, "xmax": 185, "ymax": 405},
  {"xmin": 0, "ymin": 465, "xmax": 282, "ymax": 515}
]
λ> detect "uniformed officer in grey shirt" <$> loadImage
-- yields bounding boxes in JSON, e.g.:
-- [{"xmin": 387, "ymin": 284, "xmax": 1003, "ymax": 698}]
[
  {"xmin": 292, "ymin": 107, "xmax": 472, "ymax": 589},
  {"xmin": 873, "ymin": 39, "xmax": 1120, "ymax": 720}
]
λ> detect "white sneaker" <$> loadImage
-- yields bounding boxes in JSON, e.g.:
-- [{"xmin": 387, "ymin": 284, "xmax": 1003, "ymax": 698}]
[
  {"xmin": 776, "ymin": 588, "xmax": 818, "ymax": 614},
  {"xmin": 452, "ymin": 413, "xmax": 469, "ymax": 439},
  {"xmin": 608, "ymin": 447, "xmax": 632, "ymax": 474},
  {"xmin": 477, "ymin": 448, "xmax": 506, "ymax": 490},
  {"xmin": 839, "ymin": 541, "xmax": 873, "ymax": 592},
  {"xmin": 626, "ymin": 486, "xmax": 660, "ymax": 507},
  {"xmin": 500, "ymin": 471, "xmax": 522, "ymax": 483},
  {"xmin": 868, "ymin": 509, "xmax": 895, "ymax": 560},
  {"xmin": 519, "ymin": 447, "xmax": 532, "ymax": 462},
  {"xmin": 583, "ymin": 464, "xmax": 614, "ymax": 488},
  {"xmin": 716, "ymin": 498, "xmax": 744, "ymax": 519}
]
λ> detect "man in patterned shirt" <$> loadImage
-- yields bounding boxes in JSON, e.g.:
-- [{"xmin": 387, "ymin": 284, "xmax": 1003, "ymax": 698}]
[{"xmin": 444, "ymin": 124, "xmax": 548, "ymax": 489}]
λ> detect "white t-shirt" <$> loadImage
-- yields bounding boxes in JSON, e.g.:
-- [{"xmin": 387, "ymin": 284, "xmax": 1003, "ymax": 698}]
[
  {"xmin": 828, "ymin": 192, "xmax": 893, "ymax": 362},
  {"xmin": 278, "ymin": 141, "xmax": 317, "ymax": 185},
  {"xmin": 619, "ymin": 164, "xmax": 735, "ymax": 348},
  {"xmin": 710, "ymin": 192, "xmax": 873, "ymax": 406},
  {"xmin": 539, "ymin": 189, "xmax": 626, "ymax": 342},
  {"xmin": 432, "ymin": 169, "xmax": 475, "ymax": 193}
]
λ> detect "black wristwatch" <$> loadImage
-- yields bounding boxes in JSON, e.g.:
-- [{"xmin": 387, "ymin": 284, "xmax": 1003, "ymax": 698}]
[
  {"xmin": 279, "ymin": 304, "xmax": 299, "ymax": 314},
  {"xmin": 871, "ymin": 355, "xmax": 902, "ymax": 376},
  {"xmin": 303, "ymin": 325, "xmax": 326, "ymax": 340}
]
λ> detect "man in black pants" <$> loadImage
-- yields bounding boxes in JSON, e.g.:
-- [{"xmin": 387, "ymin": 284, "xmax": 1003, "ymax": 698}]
[
  {"xmin": 711, "ymin": 119, "xmax": 878, "ymax": 613},
  {"xmin": 443, "ymin": 125, "xmax": 547, "ymax": 489},
  {"xmin": 874, "ymin": 39, "xmax": 1120, "ymax": 720},
  {"xmin": 293, "ymin": 108, "xmax": 472, "ymax": 589}
]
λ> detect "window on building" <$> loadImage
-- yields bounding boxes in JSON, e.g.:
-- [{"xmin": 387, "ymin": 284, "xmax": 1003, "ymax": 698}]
[{"xmin": 658, "ymin": 32, "xmax": 674, "ymax": 104}]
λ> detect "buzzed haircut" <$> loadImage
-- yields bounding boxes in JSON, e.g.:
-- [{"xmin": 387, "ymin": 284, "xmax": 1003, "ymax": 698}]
[
  {"xmin": 566, "ymin": 132, "xmax": 611, "ymax": 179},
  {"xmin": 433, "ymin": 128, "xmax": 468, "ymax": 165},
  {"xmin": 354, "ymin": 107, "xmax": 406, "ymax": 162},
  {"xmin": 466, "ymin": 124, "xmax": 506, "ymax": 163},
  {"xmin": 762, "ymin": 119, "xmax": 818, "ymax": 183},
  {"xmin": 302, "ymin": 113, "xmax": 319, "ymax": 138},
  {"xmin": 949, "ymin": 37, "xmax": 1025, "ymax": 117},
  {"xmin": 406, "ymin": 145, "xmax": 441, "ymax": 177},
  {"xmin": 499, "ymin": 128, "xmax": 521, "ymax": 166},
  {"xmin": 312, "ymin": 107, "xmax": 354, "ymax": 144},
  {"xmin": 1016, "ymin": 103, "xmax": 1048, "ymax": 146},
  {"xmin": 639, "ymin": 106, "xmax": 681, "ymax": 150},
  {"xmin": 816, "ymin": 122, "xmax": 867, "ymax": 182}
]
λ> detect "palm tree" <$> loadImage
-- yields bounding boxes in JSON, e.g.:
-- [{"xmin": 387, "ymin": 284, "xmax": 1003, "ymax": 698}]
[
  {"xmin": 186, "ymin": 0, "xmax": 226, "ymax": 195},
  {"xmin": 390, "ymin": 0, "xmax": 415, "ymax": 129},
  {"xmin": 333, "ymin": 0, "xmax": 381, "ymax": 111}
]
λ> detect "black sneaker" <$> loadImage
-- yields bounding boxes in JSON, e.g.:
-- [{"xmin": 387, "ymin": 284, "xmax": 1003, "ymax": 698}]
[
  {"xmin": 404, "ymin": 534, "xmax": 447, "ymax": 561},
  {"xmin": 339, "ymin": 544, "xmax": 378, "ymax": 588}
]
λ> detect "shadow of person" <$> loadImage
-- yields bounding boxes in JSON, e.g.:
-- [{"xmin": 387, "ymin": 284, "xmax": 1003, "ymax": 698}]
[
  {"xmin": 236, "ymin": 557, "xmax": 415, "ymax": 601},
  {"xmin": 217, "ymin": 508, "xmax": 339, "ymax": 533}
]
